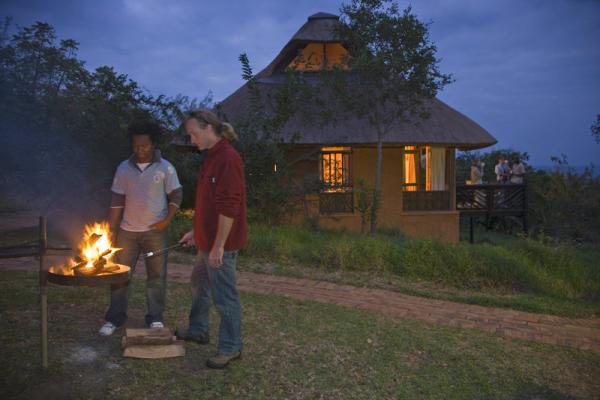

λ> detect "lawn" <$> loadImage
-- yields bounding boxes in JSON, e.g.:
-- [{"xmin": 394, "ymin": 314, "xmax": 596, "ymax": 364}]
[
  {"xmin": 1, "ymin": 213, "xmax": 599, "ymax": 319},
  {"xmin": 165, "ymin": 215, "xmax": 600, "ymax": 319},
  {"xmin": 1, "ymin": 270, "xmax": 599, "ymax": 399}
]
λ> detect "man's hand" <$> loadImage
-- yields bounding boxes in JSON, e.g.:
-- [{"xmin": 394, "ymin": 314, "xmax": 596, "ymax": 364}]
[
  {"xmin": 150, "ymin": 219, "xmax": 170, "ymax": 232},
  {"xmin": 208, "ymin": 245, "xmax": 224, "ymax": 269},
  {"xmin": 178, "ymin": 230, "xmax": 195, "ymax": 247}
]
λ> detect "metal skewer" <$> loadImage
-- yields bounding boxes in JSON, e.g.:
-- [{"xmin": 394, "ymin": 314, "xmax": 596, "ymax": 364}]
[{"xmin": 142, "ymin": 243, "xmax": 183, "ymax": 258}]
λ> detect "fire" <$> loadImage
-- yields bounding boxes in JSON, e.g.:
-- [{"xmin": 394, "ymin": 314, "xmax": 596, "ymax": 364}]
[
  {"xmin": 79, "ymin": 223, "xmax": 117, "ymax": 269},
  {"xmin": 49, "ymin": 222, "xmax": 122, "ymax": 276}
]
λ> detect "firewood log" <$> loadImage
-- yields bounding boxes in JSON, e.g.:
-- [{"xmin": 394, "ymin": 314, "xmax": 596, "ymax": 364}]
[
  {"xmin": 125, "ymin": 328, "xmax": 173, "ymax": 338},
  {"xmin": 73, "ymin": 264, "xmax": 93, "ymax": 275},
  {"xmin": 68, "ymin": 260, "xmax": 87, "ymax": 271},
  {"xmin": 92, "ymin": 257, "xmax": 107, "ymax": 273},
  {"xmin": 102, "ymin": 264, "xmax": 120, "ymax": 273},
  {"xmin": 122, "ymin": 335, "xmax": 177, "ymax": 347},
  {"xmin": 84, "ymin": 233, "xmax": 102, "ymax": 248}
]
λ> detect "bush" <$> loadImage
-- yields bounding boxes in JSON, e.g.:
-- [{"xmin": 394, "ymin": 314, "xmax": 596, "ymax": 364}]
[
  {"xmin": 527, "ymin": 161, "xmax": 600, "ymax": 242},
  {"xmin": 245, "ymin": 223, "xmax": 600, "ymax": 301}
]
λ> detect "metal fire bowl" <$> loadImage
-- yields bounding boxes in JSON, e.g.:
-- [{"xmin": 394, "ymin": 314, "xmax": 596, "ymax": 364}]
[{"xmin": 47, "ymin": 264, "xmax": 131, "ymax": 287}]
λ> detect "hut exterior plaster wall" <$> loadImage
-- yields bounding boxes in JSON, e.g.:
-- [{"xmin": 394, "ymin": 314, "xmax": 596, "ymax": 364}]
[{"xmin": 285, "ymin": 145, "xmax": 459, "ymax": 243}]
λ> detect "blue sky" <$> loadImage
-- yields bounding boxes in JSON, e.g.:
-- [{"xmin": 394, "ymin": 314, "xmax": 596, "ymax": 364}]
[{"xmin": 3, "ymin": 0, "xmax": 600, "ymax": 165}]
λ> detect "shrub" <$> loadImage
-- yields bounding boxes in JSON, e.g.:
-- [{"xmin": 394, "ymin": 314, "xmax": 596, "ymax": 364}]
[{"xmin": 244, "ymin": 222, "xmax": 600, "ymax": 301}]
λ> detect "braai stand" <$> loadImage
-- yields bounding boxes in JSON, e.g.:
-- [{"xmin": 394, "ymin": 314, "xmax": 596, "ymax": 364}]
[{"xmin": 38, "ymin": 216, "xmax": 130, "ymax": 369}]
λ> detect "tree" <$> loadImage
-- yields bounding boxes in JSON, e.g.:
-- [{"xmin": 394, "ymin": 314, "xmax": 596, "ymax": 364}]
[
  {"xmin": 592, "ymin": 114, "xmax": 600, "ymax": 144},
  {"xmin": 456, "ymin": 149, "xmax": 530, "ymax": 184},
  {"xmin": 220, "ymin": 54, "xmax": 308, "ymax": 223},
  {"xmin": 313, "ymin": 0, "xmax": 452, "ymax": 234},
  {"xmin": 354, "ymin": 178, "xmax": 375, "ymax": 233},
  {"xmin": 0, "ymin": 20, "xmax": 204, "ymax": 215}
]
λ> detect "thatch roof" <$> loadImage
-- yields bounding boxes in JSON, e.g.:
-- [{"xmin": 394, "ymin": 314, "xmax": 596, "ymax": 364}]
[{"xmin": 218, "ymin": 13, "xmax": 497, "ymax": 150}]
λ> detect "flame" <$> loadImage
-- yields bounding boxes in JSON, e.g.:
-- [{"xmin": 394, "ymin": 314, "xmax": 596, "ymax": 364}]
[
  {"xmin": 49, "ymin": 222, "xmax": 122, "ymax": 276},
  {"xmin": 80, "ymin": 222, "xmax": 115, "ymax": 269}
]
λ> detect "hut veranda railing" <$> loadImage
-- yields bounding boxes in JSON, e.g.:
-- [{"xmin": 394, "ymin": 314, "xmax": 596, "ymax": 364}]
[{"xmin": 456, "ymin": 183, "xmax": 528, "ymax": 243}]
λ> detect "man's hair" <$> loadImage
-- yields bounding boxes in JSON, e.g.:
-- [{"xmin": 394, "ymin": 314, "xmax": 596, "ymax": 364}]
[
  {"xmin": 184, "ymin": 109, "xmax": 239, "ymax": 142},
  {"xmin": 128, "ymin": 121, "xmax": 163, "ymax": 144}
]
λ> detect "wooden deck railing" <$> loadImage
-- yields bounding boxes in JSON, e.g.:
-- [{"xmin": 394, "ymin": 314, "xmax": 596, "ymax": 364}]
[{"xmin": 456, "ymin": 183, "xmax": 528, "ymax": 242}]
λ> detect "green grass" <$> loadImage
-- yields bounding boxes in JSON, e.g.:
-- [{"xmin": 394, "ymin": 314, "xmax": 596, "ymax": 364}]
[
  {"xmin": 2, "ymin": 212, "xmax": 598, "ymax": 318},
  {"xmin": 0, "ymin": 270, "xmax": 598, "ymax": 399},
  {"xmin": 226, "ymin": 224, "xmax": 600, "ymax": 317}
]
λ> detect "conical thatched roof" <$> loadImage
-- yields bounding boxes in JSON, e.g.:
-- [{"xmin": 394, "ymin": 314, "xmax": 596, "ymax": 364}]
[{"xmin": 218, "ymin": 13, "xmax": 497, "ymax": 150}]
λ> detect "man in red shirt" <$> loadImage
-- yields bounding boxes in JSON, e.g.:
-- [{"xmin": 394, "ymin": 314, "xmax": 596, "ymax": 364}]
[{"xmin": 178, "ymin": 109, "xmax": 247, "ymax": 369}]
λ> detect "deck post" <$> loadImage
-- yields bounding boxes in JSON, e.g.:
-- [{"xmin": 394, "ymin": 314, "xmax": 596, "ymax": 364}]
[{"xmin": 469, "ymin": 217, "xmax": 474, "ymax": 244}]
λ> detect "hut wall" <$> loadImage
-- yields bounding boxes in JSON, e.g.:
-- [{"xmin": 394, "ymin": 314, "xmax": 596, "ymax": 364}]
[
  {"xmin": 284, "ymin": 145, "xmax": 459, "ymax": 243},
  {"xmin": 348, "ymin": 145, "xmax": 403, "ymax": 221},
  {"xmin": 395, "ymin": 211, "xmax": 460, "ymax": 243}
]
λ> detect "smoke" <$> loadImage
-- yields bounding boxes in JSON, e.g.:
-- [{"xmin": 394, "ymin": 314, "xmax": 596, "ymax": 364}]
[{"xmin": 0, "ymin": 121, "xmax": 127, "ymax": 247}]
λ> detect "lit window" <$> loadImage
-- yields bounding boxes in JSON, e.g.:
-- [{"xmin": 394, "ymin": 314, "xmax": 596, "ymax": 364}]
[
  {"xmin": 403, "ymin": 146, "xmax": 418, "ymax": 192},
  {"xmin": 288, "ymin": 43, "xmax": 350, "ymax": 71},
  {"xmin": 402, "ymin": 146, "xmax": 446, "ymax": 191},
  {"xmin": 320, "ymin": 147, "xmax": 351, "ymax": 192}
]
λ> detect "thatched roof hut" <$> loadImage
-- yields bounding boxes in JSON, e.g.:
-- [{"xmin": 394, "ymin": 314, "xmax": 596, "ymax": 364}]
[{"xmin": 219, "ymin": 12, "xmax": 497, "ymax": 150}]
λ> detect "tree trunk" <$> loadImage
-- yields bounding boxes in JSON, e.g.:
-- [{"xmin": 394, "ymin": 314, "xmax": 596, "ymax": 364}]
[{"xmin": 370, "ymin": 138, "xmax": 383, "ymax": 235}]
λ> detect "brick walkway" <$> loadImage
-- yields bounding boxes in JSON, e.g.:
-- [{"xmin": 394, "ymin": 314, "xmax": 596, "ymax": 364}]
[
  {"xmin": 2, "ymin": 258, "xmax": 599, "ymax": 353},
  {"xmin": 165, "ymin": 263, "xmax": 600, "ymax": 353}
]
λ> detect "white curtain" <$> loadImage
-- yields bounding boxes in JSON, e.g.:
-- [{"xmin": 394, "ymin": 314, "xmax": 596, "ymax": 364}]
[{"xmin": 430, "ymin": 147, "xmax": 446, "ymax": 191}]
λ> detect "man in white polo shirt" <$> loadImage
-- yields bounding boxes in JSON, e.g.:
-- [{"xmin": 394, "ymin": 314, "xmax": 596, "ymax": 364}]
[{"xmin": 99, "ymin": 121, "xmax": 182, "ymax": 336}]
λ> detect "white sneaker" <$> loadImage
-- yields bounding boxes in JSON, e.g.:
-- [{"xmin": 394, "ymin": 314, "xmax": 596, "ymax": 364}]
[
  {"xmin": 99, "ymin": 322, "xmax": 117, "ymax": 336},
  {"xmin": 150, "ymin": 321, "xmax": 164, "ymax": 329}
]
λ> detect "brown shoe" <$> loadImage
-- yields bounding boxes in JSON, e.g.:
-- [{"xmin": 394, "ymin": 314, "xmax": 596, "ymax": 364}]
[
  {"xmin": 175, "ymin": 329, "xmax": 210, "ymax": 345},
  {"xmin": 206, "ymin": 351, "xmax": 241, "ymax": 369}
]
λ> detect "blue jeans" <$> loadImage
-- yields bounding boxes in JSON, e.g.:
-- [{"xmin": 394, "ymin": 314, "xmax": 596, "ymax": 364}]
[
  {"xmin": 105, "ymin": 229, "xmax": 167, "ymax": 327},
  {"xmin": 188, "ymin": 250, "xmax": 243, "ymax": 355}
]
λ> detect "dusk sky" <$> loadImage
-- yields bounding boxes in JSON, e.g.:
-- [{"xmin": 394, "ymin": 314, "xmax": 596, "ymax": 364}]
[{"xmin": 3, "ymin": 0, "xmax": 600, "ymax": 166}]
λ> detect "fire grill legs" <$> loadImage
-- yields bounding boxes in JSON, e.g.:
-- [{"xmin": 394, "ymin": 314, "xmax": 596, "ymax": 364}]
[{"xmin": 39, "ymin": 216, "xmax": 48, "ymax": 369}]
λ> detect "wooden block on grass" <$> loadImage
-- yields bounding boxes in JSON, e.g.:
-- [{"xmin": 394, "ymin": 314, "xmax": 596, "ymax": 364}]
[
  {"xmin": 125, "ymin": 328, "xmax": 172, "ymax": 338},
  {"xmin": 122, "ymin": 335, "xmax": 177, "ymax": 347},
  {"xmin": 122, "ymin": 327, "xmax": 185, "ymax": 359},
  {"xmin": 123, "ymin": 341, "xmax": 185, "ymax": 359}
]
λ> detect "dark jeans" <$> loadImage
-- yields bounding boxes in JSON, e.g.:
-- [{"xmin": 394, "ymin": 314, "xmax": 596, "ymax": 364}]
[
  {"xmin": 105, "ymin": 228, "xmax": 167, "ymax": 327},
  {"xmin": 188, "ymin": 250, "xmax": 243, "ymax": 355}
]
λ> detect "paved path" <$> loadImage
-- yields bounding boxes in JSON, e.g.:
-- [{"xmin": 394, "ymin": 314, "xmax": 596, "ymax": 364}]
[{"xmin": 2, "ymin": 257, "xmax": 600, "ymax": 353}]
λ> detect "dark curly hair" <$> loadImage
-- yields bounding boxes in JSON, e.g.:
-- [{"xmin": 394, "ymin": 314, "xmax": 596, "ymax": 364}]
[{"xmin": 127, "ymin": 121, "xmax": 162, "ymax": 145}]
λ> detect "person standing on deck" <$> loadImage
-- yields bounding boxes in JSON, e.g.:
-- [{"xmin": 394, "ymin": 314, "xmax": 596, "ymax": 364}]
[
  {"xmin": 470, "ymin": 158, "xmax": 484, "ymax": 184},
  {"xmin": 177, "ymin": 109, "xmax": 247, "ymax": 369},
  {"xmin": 495, "ymin": 155, "xmax": 510, "ymax": 183},
  {"xmin": 99, "ymin": 121, "xmax": 182, "ymax": 336},
  {"xmin": 510, "ymin": 157, "xmax": 526, "ymax": 184}
]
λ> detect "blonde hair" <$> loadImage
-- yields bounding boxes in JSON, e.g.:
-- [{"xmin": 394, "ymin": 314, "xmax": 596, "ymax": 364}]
[{"xmin": 184, "ymin": 109, "xmax": 238, "ymax": 142}]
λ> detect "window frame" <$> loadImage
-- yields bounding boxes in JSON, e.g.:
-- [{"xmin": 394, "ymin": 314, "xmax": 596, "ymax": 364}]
[{"xmin": 319, "ymin": 146, "xmax": 353, "ymax": 193}]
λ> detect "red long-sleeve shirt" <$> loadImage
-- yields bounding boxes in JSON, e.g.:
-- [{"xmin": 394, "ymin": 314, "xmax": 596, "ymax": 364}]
[{"xmin": 194, "ymin": 139, "xmax": 247, "ymax": 251}]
